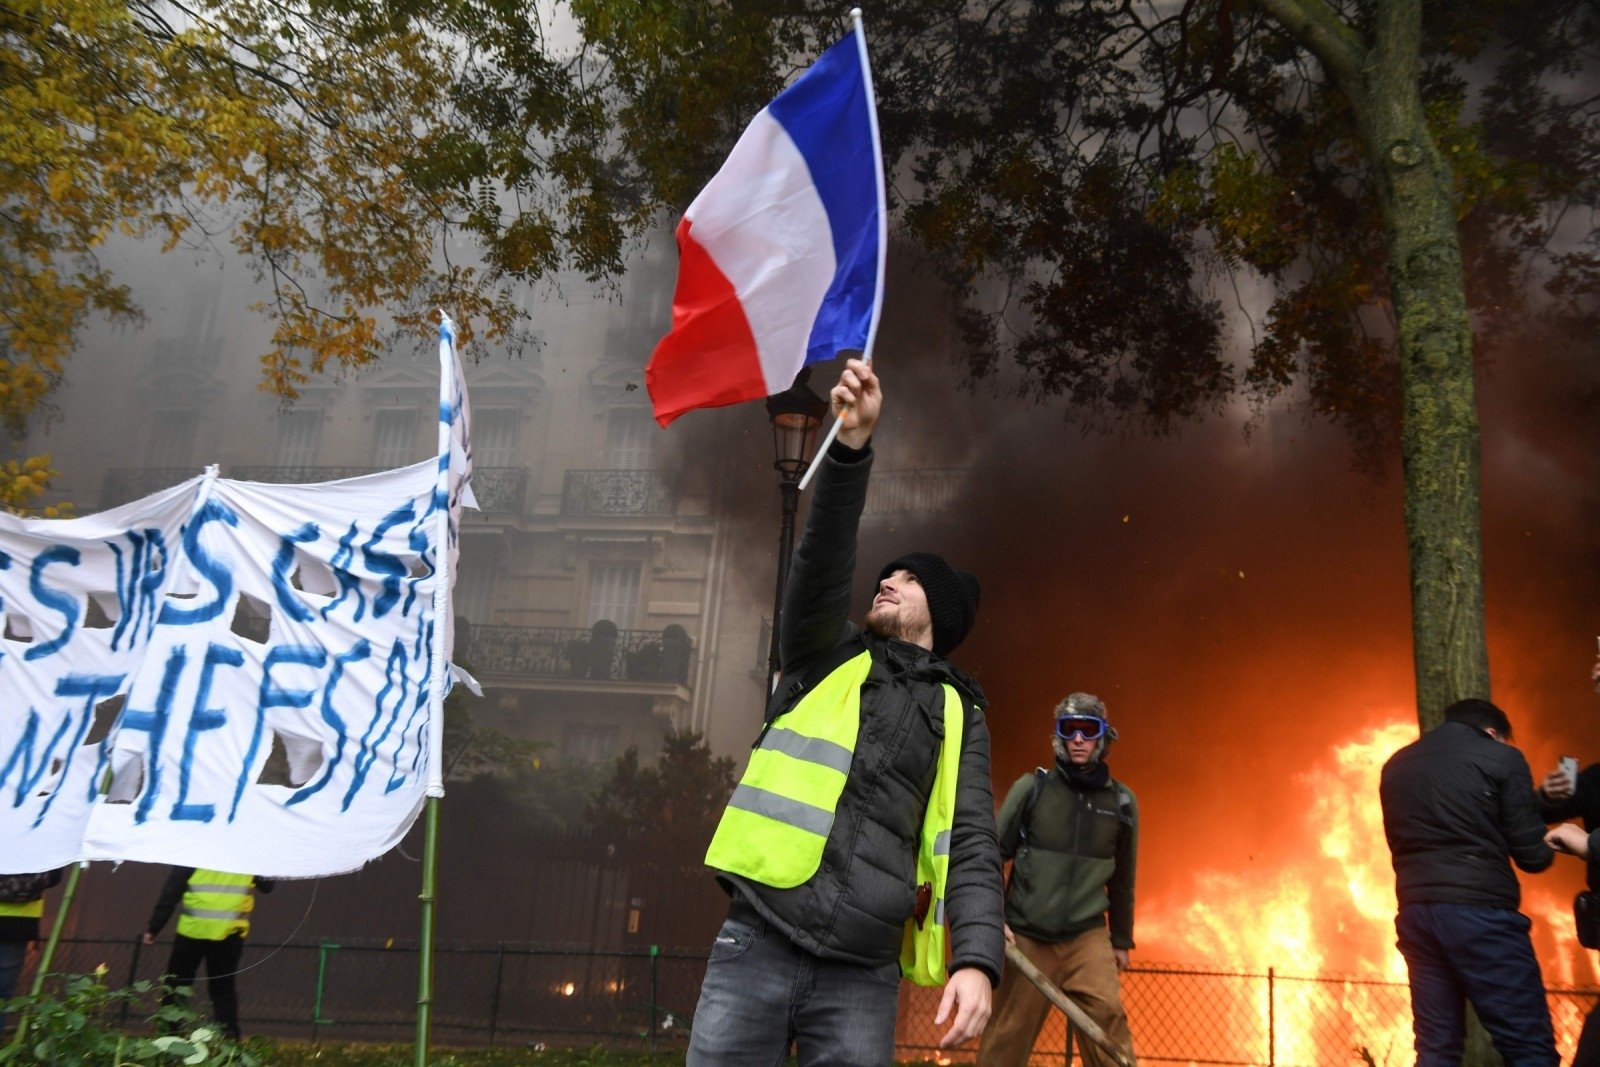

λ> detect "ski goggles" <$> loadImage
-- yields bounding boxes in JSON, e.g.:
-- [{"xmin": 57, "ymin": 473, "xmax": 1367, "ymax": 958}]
[{"xmin": 1055, "ymin": 715, "xmax": 1109, "ymax": 742}]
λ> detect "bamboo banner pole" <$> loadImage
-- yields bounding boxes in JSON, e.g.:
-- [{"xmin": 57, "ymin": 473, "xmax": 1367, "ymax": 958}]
[
  {"xmin": 1003, "ymin": 940, "xmax": 1136, "ymax": 1067},
  {"xmin": 26, "ymin": 863, "xmax": 78, "ymax": 998},
  {"xmin": 8, "ymin": 862, "xmax": 83, "ymax": 1051},
  {"xmin": 413, "ymin": 310, "xmax": 462, "ymax": 1066},
  {"xmin": 412, "ymin": 795, "xmax": 441, "ymax": 1067}
]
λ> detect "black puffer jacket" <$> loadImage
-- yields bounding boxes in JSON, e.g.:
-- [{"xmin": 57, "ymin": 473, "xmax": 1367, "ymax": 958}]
[
  {"xmin": 718, "ymin": 440, "xmax": 1006, "ymax": 985},
  {"xmin": 1379, "ymin": 720, "xmax": 1553, "ymax": 909}
]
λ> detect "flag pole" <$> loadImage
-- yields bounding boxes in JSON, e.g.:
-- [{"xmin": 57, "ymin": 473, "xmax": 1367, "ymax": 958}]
[
  {"xmin": 799, "ymin": 7, "xmax": 888, "ymax": 493},
  {"xmin": 414, "ymin": 311, "xmax": 461, "ymax": 1067}
]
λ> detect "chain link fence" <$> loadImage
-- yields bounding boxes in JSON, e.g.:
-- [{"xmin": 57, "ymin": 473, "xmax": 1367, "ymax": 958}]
[{"xmin": 23, "ymin": 937, "xmax": 1600, "ymax": 1064}]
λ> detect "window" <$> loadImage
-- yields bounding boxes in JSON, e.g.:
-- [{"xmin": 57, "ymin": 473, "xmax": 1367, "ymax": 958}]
[
  {"xmin": 586, "ymin": 561, "xmax": 640, "ymax": 631},
  {"xmin": 606, "ymin": 408, "xmax": 655, "ymax": 470},
  {"xmin": 563, "ymin": 723, "xmax": 621, "ymax": 765},
  {"xmin": 373, "ymin": 409, "xmax": 419, "ymax": 468},
  {"xmin": 474, "ymin": 409, "xmax": 519, "ymax": 468},
  {"xmin": 453, "ymin": 548, "xmax": 499, "ymax": 624},
  {"xmin": 275, "ymin": 409, "xmax": 322, "ymax": 467},
  {"xmin": 148, "ymin": 411, "xmax": 198, "ymax": 468}
]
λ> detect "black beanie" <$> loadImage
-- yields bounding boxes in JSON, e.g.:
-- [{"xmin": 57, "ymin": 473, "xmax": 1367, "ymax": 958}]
[{"xmin": 877, "ymin": 552, "xmax": 981, "ymax": 658}]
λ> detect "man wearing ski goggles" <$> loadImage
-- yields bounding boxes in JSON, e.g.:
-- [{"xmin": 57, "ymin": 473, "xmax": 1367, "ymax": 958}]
[
  {"xmin": 981, "ymin": 693, "xmax": 1137, "ymax": 1067},
  {"xmin": 1055, "ymin": 715, "xmax": 1110, "ymax": 743}
]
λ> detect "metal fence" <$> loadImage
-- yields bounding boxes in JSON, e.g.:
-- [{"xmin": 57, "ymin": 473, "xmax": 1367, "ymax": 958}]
[{"xmin": 20, "ymin": 938, "xmax": 1600, "ymax": 1063}]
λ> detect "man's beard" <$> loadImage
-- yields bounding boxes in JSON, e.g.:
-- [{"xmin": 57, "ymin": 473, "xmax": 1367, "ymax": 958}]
[
  {"xmin": 865, "ymin": 605, "xmax": 926, "ymax": 644},
  {"xmin": 864, "ymin": 607, "xmax": 899, "ymax": 639}
]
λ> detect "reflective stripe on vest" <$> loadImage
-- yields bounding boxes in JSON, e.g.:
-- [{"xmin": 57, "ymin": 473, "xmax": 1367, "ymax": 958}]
[
  {"xmin": 0, "ymin": 898, "xmax": 44, "ymax": 920},
  {"xmin": 176, "ymin": 869, "xmax": 254, "ymax": 940},
  {"xmin": 899, "ymin": 682, "xmax": 963, "ymax": 987},
  {"xmin": 705, "ymin": 651, "xmax": 873, "ymax": 888}
]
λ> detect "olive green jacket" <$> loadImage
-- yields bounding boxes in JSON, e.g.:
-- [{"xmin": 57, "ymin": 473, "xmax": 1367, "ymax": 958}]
[{"xmin": 997, "ymin": 765, "xmax": 1137, "ymax": 948}]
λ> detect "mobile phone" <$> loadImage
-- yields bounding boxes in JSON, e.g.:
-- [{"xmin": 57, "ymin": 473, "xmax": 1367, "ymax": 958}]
[{"xmin": 1562, "ymin": 756, "xmax": 1580, "ymax": 792}]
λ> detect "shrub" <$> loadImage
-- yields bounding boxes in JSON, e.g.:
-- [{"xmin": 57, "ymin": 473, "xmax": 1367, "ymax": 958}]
[{"xmin": 0, "ymin": 969, "xmax": 260, "ymax": 1066}]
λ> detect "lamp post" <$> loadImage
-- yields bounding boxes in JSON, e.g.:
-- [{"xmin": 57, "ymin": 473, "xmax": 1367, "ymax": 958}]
[{"xmin": 765, "ymin": 368, "xmax": 829, "ymax": 691}]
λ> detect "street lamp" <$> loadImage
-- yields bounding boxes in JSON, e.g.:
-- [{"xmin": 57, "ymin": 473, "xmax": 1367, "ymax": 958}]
[{"xmin": 765, "ymin": 368, "xmax": 829, "ymax": 690}]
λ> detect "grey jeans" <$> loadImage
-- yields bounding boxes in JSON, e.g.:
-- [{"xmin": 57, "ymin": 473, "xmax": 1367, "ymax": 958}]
[{"xmin": 687, "ymin": 901, "xmax": 902, "ymax": 1066}]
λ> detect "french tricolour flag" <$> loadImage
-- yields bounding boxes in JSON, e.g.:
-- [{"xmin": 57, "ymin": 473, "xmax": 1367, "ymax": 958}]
[{"xmin": 646, "ymin": 20, "xmax": 886, "ymax": 427}]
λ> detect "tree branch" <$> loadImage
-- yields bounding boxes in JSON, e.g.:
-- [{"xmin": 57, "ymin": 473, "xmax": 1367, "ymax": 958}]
[{"xmin": 1252, "ymin": 0, "xmax": 1366, "ymax": 109}]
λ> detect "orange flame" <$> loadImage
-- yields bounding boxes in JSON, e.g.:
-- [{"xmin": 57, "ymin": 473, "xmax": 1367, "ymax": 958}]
[
  {"xmin": 1135, "ymin": 718, "xmax": 1593, "ymax": 1063},
  {"xmin": 1140, "ymin": 721, "xmax": 1414, "ymax": 1063}
]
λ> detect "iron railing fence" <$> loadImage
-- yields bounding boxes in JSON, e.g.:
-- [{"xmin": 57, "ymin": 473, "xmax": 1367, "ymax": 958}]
[
  {"xmin": 19, "ymin": 938, "xmax": 1599, "ymax": 1064},
  {"xmin": 467, "ymin": 624, "xmax": 693, "ymax": 685}
]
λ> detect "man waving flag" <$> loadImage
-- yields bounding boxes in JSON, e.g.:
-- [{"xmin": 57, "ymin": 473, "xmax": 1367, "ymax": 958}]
[{"xmin": 646, "ymin": 11, "xmax": 887, "ymax": 427}]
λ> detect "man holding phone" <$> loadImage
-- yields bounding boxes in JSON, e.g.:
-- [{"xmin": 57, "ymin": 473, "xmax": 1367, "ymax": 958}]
[
  {"xmin": 1538, "ymin": 648, "xmax": 1600, "ymax": 1066},
  {"xmin": 1380, "ymin": 698, "xmax": 1558, "ymax": 1066}
]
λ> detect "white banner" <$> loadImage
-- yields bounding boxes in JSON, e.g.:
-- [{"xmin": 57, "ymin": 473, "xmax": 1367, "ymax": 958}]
[{"xmin": 0, "ymin": 322, "xmax": 474, "ymax": 877}]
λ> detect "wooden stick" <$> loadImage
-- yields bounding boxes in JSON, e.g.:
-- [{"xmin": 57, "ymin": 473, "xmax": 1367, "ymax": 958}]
[{"xmin": 1003, "ymin": 940, "xmax": 1136, "ymax": 1067}]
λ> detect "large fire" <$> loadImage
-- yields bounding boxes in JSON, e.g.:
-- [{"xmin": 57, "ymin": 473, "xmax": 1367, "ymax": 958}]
[{"xmin": 1130, "ymin": 719, "xmax": 1593, "ymax": 1065}]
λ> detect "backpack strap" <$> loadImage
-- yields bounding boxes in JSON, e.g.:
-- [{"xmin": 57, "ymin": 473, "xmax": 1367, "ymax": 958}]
[
  {"xmin": 1017, "ymin": 767, "xmax": 1050, "ymax": 846},
  {"xmin": 753, "ymin": 633, "xmax": 870, "ymax": 747},
  {"xmin": 1111, "ymin": 780, "xmax": 1135, "ymax": 827}
]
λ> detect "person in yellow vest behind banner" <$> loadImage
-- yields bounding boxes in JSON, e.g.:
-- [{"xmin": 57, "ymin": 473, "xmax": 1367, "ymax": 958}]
[
  {"xmin": 142, "ymin": 867, "xmax": 274, "ymax": 1040},
  {"xmin": 0, "ymin": 869, "xmax": 64, "ymax": 1037},
  {"xmin": 686, "ymin": 359, "xmax": 1005, "ymax": 1066}
]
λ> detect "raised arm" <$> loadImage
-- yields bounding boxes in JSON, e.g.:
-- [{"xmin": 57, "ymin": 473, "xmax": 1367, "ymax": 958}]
[{"xmin": 777, "ymin": 360, "xmax": 882, "ymax": 672}]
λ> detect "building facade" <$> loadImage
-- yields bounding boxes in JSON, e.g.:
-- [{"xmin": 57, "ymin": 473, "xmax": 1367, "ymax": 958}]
[{"xmin": 31, "ymin": 244, "xmax": 773, "ymax": 767}]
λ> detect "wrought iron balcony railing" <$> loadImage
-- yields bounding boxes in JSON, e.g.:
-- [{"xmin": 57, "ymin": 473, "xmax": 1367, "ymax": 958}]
[
  {"xmin": 468, "ymin": 467, "xmax": 528, "ymax": 514},
  {"xmin": 863, "ymin": 469, "xmax": 969, "ymax": 518},
  {"xmin": 231, "ymin": 465, "xmax": 383, "ymax": 484},
  {"xmin": 230, "ymin": 465, "xmax": 527, "ymax": 514},
  {"xmin": 465, "ymin": 623, "xmax": 694, "ymax": 686},
  {"xmin": 102, "ymin": 465, "xmax": 530, "ymax": 515},
  {"xmin": 561, "ymin": 470, "xmax": 679, "ymax": 516},
  {"xmin": 101, "ymin": 467, "xmax": 206, "ymax": 509}
]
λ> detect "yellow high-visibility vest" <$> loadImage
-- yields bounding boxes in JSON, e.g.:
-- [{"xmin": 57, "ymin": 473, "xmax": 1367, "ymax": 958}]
[
  {"xmin": 175, "ymin": 869, "xmax": 255, "ymax": 940},
  {"xmin": 0, "ymin": 898, "xmax": 44, "ymax": 920},
  {"xmin": 705, "ymin": 649, "xmax": 965, "ymax": 986},
  {"xmin": 900, "ymin": 682, "xmax": 962, "ymax": 987}
]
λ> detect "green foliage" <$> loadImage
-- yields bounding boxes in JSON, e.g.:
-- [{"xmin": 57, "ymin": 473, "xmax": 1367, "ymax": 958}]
[
  {"xmin": 450, "ymin": 759, "xmax": 601, "ymax": 837},
  {"xmin": 583, "ymin": 730, "xmax": 736, "ymax": 853},
  {"xmin": 1, "ymin": 0, "xmax": 655, "ymax": 507},
  {"xmin": 439, "ymin": 662, "xmax": 543, "ymax": 783},
  {"xmin": 574, "ymin": 0, "xmax": 1600, "ymax": 459},
  {"xmin": 0, "ymin": 972, "xmax": 259, "ymax": 1065}
]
